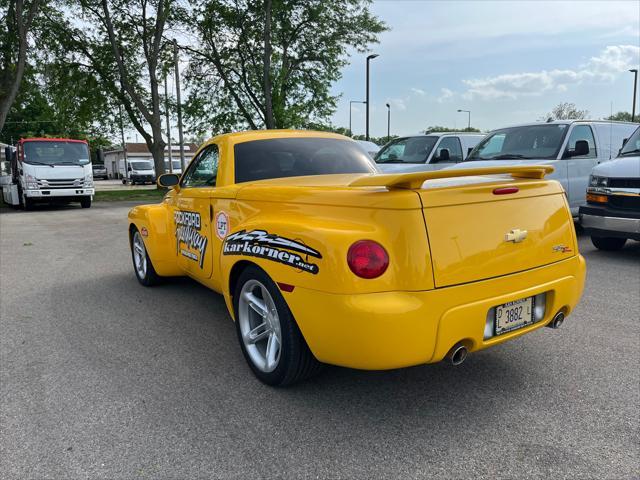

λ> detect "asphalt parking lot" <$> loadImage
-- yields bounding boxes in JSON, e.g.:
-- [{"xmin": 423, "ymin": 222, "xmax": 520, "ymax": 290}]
[{"xmin": 1, "ymin": 202, "xmax": 638, "ymax": 479}]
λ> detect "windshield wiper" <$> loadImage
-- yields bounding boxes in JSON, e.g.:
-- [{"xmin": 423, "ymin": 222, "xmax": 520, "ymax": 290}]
[
  {"xmin": 489, "ymin": 154, "xmax": 533, "ymax": 160},
  {"xmin": 24, "ymin": 160, "xmax": 52, "ymax": 166},
  {"xmin": 619, "ymin": 149, "xmax": 640, "ymax": 156},
  {"xmin": 377, "ymin": 159, "xmax": 406, "ymax": 163}
]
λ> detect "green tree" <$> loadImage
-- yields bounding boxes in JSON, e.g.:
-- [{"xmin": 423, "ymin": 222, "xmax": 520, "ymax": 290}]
[
  {"xmin": 606, "ymin": 111, "xmax": 634, "ymax": 122},
  {"xmin": 0, "ymin": 0, "xmax": 43, "ymax": 132},
  {"xmin": 424, "ymin": 126, "xmax": 481, "ymax": 133},
  {"xmin": 57, "ymin": 0, "xmax": 176, "ymax": 177},
  {"xmin": 183, "ymin": 0, "xmax": 386, "ymax": 136},
  {"xmin": 542, "ymin": 102, "xmax": 589, "ymax": 121}
]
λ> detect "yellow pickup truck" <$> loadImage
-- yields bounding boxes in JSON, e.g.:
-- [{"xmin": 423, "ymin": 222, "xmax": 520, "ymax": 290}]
[{"xmin": 128, "ymin": 130, "xmax": 586, "ymax": 386}]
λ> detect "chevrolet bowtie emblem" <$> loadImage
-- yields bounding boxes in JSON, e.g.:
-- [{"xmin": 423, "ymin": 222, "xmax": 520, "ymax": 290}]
[{"xmin": 505, "ymin": 229, "xmax": 528, "ymax": 243}]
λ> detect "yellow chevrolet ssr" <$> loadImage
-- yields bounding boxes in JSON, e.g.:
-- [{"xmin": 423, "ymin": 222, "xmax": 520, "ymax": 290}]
[{"xmin": 128, "ymin": 130, "xmax": 586, "ymax": 386}]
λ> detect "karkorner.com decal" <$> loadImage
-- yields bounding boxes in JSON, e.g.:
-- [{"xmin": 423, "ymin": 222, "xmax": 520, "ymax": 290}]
[
  {"xmin": 223, "ymin": 229, "xmax": 321, "ymax": 274},
  {"xmin": 175, "ymin": 210, "xmax": 208, "ymax": 268}
]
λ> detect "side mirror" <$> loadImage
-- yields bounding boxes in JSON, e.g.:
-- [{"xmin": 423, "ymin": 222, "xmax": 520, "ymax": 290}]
[
  {"xmin": 4, "ymin": 146, "xmax": 11, "ymax": 162},
  {"xmin": 438, "ymin": 148, "xmax": 450, "ymax": 162},
  {"xmin": 127, "ymin": 165, "xmax": 132, "ymax": 171},
  {"xmin": 622, "ymin": 138, "xmax": 628, "ymax": 147},
  {"xmin": 158, "ymin": 173, "xmax": 180, "ymax": 188},
  {"xmin": 574, "ymin": 140, "xmax": 589, "ymax": 156}
]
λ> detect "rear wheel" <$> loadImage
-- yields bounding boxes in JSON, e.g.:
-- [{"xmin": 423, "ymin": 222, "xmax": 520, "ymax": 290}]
[
  {"xmin": 234, "ymin": 266, "xmax": 322, "ymax": 386},
  {"xmin": 80, "ymin": 196, "xmax": 91, "ymax": 208},
  {"xmin": 131, "ymin": 228, "xmax": 160, "ymax": 286},
  {"xmin": 591, "ymin": 236, "xmax": 626, "ymax": 251}
]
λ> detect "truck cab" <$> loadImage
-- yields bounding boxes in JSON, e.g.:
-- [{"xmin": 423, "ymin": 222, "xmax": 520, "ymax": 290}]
[{"xmin": 2, "ymin": 138, "xmax": 94, "ymax": 209}]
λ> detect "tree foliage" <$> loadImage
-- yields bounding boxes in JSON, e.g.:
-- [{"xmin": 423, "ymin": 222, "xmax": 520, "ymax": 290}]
[
  {"xmin": 183, "ymin": 0, "xmax": 386, "ymax": 136},
  {"xmin": 606, "ymin": 111, "xmax": 634, "ymax": 122},
  {"xmin": 543, "ymin": 102, "xmax": 589, "ymax": 121},
  {"xmin": 424, "ymin": 126, "xmax": 481, "ymax": 133},
  {"xmin": 0, "ymin": 0, "xmax": 43, "ymax": 132}
]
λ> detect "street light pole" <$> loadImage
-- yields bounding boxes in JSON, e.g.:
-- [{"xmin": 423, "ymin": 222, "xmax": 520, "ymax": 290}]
[
  {"xmin": 365, "ymin": 54, "xmax": 379, "ymax": 141},
  {"xmin": 349, "ymin": 100, "xmax": 366, "ymax": 136},
  {"xmin": 457, "ymin": 109, "xmax": 471, "ymax": 130},
  {"xmin": 386, "ymin": 103, "xmax": 390, "ymax": 142},
  {"xmin": 630, "ymin": 69, "xmax": 638, "ymax": 123}
]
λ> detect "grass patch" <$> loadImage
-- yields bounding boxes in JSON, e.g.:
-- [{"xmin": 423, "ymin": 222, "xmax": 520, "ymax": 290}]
[{"xmin": 94, "ymin": 189, "xmax": 167, "ymax": 202}]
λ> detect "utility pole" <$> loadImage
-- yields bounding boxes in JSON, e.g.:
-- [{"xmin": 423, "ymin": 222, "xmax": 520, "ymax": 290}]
[
  {"xmin": 118, "ymin": 104, "xmax": 127, "ymax": 180},
  {"xmin": 164, "ymin": 73, "xmax": 172, "ymax": 174},
  {"xmin": 365, "ymin": 54, "xmax": 378, "ymax": 141},
  {"xmin": 386, "ymin": 103, "xmax": 391, "ymax": 142},
  {"xmin": 174, "ymin": 40, "xmax": 186, "ymax": 170},
  {"xmin": 630, "ymin": 69, "xmax": 638, "ymax": 122},
  {"xmin": 457, "ymin": 109, "xmax": 471, "ymax": 130}
]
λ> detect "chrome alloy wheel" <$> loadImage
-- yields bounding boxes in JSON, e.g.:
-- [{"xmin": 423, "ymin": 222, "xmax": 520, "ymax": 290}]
[
  {"xmin": 132, "ymin": 231, "xmax": 148, "ymax": 279},
  {"xmin": 238, "ymin": 279, "xmax": 282, "ymax": 373}
]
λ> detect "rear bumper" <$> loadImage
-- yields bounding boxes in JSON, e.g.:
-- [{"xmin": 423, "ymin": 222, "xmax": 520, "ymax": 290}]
[
  {"xmin": 25, "ymin": 188, "xmax": 94, "ymax": 198},
  {"xmin": 579, "ymin": 205, "xmax": 640, "ymax": 240},
  {"xmin": 285, "ymin": 255, "xmax": 586, "ymax": 370}
]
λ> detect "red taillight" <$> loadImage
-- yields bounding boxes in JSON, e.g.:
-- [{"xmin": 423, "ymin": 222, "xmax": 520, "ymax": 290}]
[
  {"xmin": 493, "ymin": 187, "xmax": 519, "ymax": 195},
  {"xmin": 347, "ymin": 240, "xmax": 389, "ymax": 279}
]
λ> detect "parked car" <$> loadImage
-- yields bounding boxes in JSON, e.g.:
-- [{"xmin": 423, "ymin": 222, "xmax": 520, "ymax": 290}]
[
  {"xmin": 164, "ymin": 158, "xmax": 184, "ymax": 175},
  {"xmin": 374, "ymin": 132, "xmax": 484, "ymax": 172},
  {"xmin": 92, "ymin": 163, "xmax": 108, "ymax": 180},
  {"xmin": 355, "ymin": 140, "xmax": 381, "ymax": 158},
  {"xmin": 128, "ymin": 130, "xmax": 585, "ymax": 386},
  {"xmin": 579, "ymin": 126, "xmax": 640, "ymax": 250},
  {"xmin": 452, "ymin": 120, "xmax": 638, "ymax": 216}
]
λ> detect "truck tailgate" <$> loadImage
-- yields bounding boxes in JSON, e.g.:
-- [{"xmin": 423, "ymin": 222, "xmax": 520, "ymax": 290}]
[{"xmin": 419, "ymin": 178, "xmax": 575, "ymax": 287}]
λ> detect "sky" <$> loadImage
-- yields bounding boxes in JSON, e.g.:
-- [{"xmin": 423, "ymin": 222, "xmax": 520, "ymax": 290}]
[{"xmin": 332, "ymin": 0, "xmax": 640, "ymax": 137}]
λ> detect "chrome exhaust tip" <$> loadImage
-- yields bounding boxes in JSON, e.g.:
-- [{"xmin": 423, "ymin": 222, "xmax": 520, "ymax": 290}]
[
  {"xmin": 547, "ymin": 311, "xmax": 565, "ymax": 329},
  {"xmin": 446, "ymin": 343, "xmax": 468, "ymax": 366}
]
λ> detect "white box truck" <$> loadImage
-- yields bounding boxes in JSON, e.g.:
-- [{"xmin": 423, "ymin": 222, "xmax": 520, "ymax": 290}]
[{"xmin": 1, "ymin": 138, "xmax": 94, "ymax": 210}]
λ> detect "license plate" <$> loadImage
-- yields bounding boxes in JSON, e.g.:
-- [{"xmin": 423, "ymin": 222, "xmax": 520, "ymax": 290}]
[{"xmin": 495, "ymin": 296, "xmax": 534, "ymax": 335}]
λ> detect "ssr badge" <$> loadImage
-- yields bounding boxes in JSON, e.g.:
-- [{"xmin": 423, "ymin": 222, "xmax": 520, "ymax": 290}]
[
  {"xmin": 223, "ymin": 229, "xmax": 321, "ymax": 274},
  {"xmin": 175, "ymin": 210, "xmax": 208, "ymax": 268}
]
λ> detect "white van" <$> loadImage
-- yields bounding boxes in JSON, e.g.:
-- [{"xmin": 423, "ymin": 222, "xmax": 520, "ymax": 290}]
[
  {"xmin": 120, "ymin": 158, "xmax": 156, "ymax": 185},
  {"xmin": 375, "ymin": 132, "xmax": 484, "ymax": 172},
  {"xmin": 451, "ymin": 120, "xmax": 638, "ymax": 215}
]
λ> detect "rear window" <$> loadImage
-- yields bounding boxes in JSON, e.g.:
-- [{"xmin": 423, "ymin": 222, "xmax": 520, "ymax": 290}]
[{"xmin": 234, "ymin": 138, "xmax": 376, "ymax": 184}]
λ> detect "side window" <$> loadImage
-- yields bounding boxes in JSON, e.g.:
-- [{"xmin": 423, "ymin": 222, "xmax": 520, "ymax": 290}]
[
  {"xmin": 433, "ymin": 137, "xmax": 463, "ymax": 163},
  {"xmin": 565, "ymin": 125, "xmax": 596, "ymax": 159},
  {"xmin": 181, "ymin": 145, "xmax": 219, "ymax": 187}
]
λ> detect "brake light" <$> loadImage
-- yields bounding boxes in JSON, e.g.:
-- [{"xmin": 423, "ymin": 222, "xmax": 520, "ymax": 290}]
[
  {"xmin": 493, "ymin": 187, "xmax": 519, "ymax": 195},
  {"xmin": 347, "ymin": 240, "xmax": 389, "ymax": 279}
]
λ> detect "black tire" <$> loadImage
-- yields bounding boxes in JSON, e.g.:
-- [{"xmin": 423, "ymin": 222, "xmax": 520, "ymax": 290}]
[
  {"xmin": 233, "ymin": 265, "xmax": 322, "ymax": 386},
  {"xmin": 591, "ymin": 236, "xmax": 626, "ymax": 251},
  {"xmin": 18, "ymin": 185, "xmax": 33, "ymax": 211},
  {"xmin": 122, "ymin": 179, "xmax": 127, "ymax": 184},
  {"xmin": 80, "ymin": 196, "xmax": 91, "ymax": 208},
  {"xmin": 130, "ymin": 227, "xmax": 161, "ymax": 286}
]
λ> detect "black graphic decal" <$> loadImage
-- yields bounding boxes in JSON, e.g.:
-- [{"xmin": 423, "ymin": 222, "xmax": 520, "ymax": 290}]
[
  {"xmin": 223, "ymin": 229, "xmax": 321, "ymax": 274},
  {"xmin": 175, "ymin": 210, "xmax": 208, "ymax": 268}
]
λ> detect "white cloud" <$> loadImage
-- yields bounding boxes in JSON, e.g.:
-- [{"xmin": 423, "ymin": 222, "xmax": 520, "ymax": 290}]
[
  {"xmin": 387, "ymin": 98, "xmax": 407, "ymax": 111},
  {"xmin": 411, "ymin": 87, "xmax": 426, "ymax": 96},
  {"xmin": 437, "ymin": 88, "xmax": 454, "ymax": 103},
  {"xmin": 462, "ymin": 45, "xmax": 640, "ymax": 100}
]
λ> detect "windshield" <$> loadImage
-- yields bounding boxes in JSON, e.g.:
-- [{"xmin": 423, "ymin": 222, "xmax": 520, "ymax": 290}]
[
  {"xmin": 619, "ymin": 127, "xmax": 640, "ymax": 156},
  {"xmin": 23, "ymin": 141, "xmax": 90, "ymax": 166},
  {"xmin": 234, "ymin": 138, "xmax": 377, "ymax": 183},
  {"xmin": 92, "ymin": 164, "xmax": 105, "ymax": 170},
  {"xmin": 467, "ymin": 124, "xmax": 569, "ymax": 160},
  {"xmin": 164, "ymin": 160, "xmax": 182, "ymax": 170},
  {"xmin": 130, "ymin": 160, "xmax": 153, "ymax": 171},
  {"xmin": 375, "ymin": 136, "xmax": 438, "ymax": 164}
]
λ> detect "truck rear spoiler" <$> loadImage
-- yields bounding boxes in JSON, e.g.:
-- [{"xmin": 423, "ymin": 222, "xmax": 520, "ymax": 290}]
[{"xmin": 349, "ymin": 165, "xmax": 555, "ymax": 190}]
